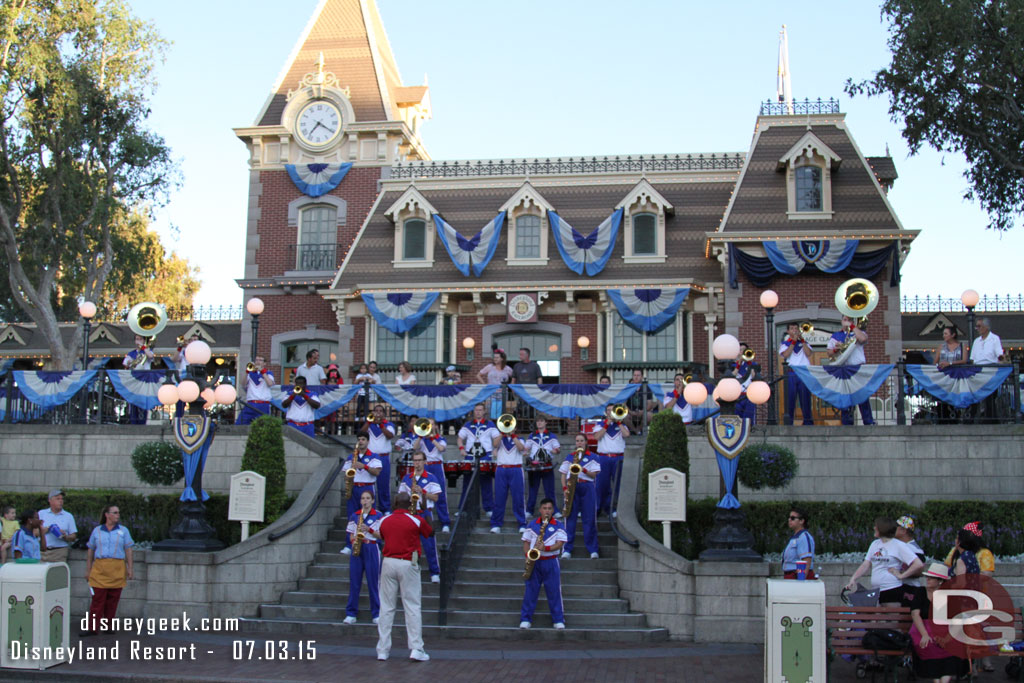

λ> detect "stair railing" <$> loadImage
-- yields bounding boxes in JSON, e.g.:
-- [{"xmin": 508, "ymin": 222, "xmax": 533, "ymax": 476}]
[{"xmin": 437, "ymin": 465, "xmax": 481, "ymax": 626}]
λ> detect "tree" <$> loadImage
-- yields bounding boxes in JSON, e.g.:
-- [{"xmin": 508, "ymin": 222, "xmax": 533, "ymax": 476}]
[
  {"xmin": 846, "ymin": 0, "xmax": 1024, "ymax": 232},
  {"xmin": 241, "ymin": 416, "xmax": 288, "ymax": 525},
  {"xmin": 0, "ymin": 0, "xmax": 177, "ymax": 368}
]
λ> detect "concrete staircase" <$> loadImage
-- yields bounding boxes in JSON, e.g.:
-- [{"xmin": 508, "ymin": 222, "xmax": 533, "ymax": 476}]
[{"xmin": 239, "ymin": 503, "xmax": 668, "ymax": 642}]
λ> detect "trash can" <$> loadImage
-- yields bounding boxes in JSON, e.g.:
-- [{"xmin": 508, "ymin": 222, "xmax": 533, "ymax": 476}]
[
  {"xmin": 764, "ymin": 578, "xmax": 825, "ymax": 683},
  {"xmin": 1, "ymin": 562, "xmax": 71, "ymax": 669}
]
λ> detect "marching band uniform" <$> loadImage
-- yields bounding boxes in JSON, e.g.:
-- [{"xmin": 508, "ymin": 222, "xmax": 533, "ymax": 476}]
[
  {"xmin": 284, "ymin": 389, "xmax": 318, "ymax": 437},
  {"xmin": 399, "ymin": 471, "xmax": 442, "ymax": 580},
  {"xmin": 458, "ymin": 418, "xmax": 497, "ymax": 515},
  {"xmin": 525, "ymin": 430, "xmax": 560, "ymax": 516},
  {"xmin": 490, "ymin": 435, "xmax": 527, "ymax": 532},
  {"xmin": 416, "ymin": 434, "xmax": 451, "ymax": 528},
  {"xmin": 520, "ymin": 516, "xmax": 567, "ymax": 628},
  {"xmin": 365, "ymin": 420, "xmax": 396, "ymax": 513},
  {"xmin": 733, "ymin": 358, "xmax": 758, "ymax": 424},
  {"xmin": 828, "ymin": 327, "xmax": 876, "ymax": 425},
  {"xmin": 236, "ymin": 367, "xmax": 274, "ymax": 425},
  {"xmin": 779, "ymin": 336, "xmax": 814, "ymax": 425},
  {"xmin": 345, "ymin": 506, "xmax": 384, "ymax": 623},
  {"xmin": 342, "ymin": 452, "xmax": 383, "ymax": 516},
  {"xmin": 122, "ymin": 344, "xmax": 154, "ymax": 425},
  {"xmin": 662, "ymin": 388, "xmax": 693, "ymax": 424},
  {"xmin": 560, "ymin": 451, "xmax": 601, "ymax": 558},
  {"xmin": 595, "ymin": 419, "xmax": 626, "ymax": 517}
]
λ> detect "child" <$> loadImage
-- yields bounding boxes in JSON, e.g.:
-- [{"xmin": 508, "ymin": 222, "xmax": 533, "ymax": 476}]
[
  {"xmin": 12, "ymin": 509, "xmax": 47, "ymax": 560},
  {"xmin": 1, "ymin": 505, "xmax": 17, "ymax": 563}
]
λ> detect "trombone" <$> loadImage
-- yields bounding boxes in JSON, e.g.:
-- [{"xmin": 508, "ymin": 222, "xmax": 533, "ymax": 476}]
[
  {"xmin": 496, "ymin": 413, "xmax": 517, "ymax": 434},
  {"xmin": 608, "ymin": 404, "xmax": 629, "ymax": 422},
  {"xmin": 413, "ymin": 418, "xmax": 434, "ymax": 438},
  {"xmin": 246, "ymin": 362, "xmax": 256, "ymax": 373}
]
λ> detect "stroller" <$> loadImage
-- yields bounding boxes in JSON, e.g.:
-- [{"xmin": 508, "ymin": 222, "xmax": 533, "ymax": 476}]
[{"xmin": 838, "ymin": 584, "xmax": 914, "ymax": 681}]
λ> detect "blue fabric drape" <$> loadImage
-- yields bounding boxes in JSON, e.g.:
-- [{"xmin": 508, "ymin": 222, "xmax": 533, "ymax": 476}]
[
  {"xmin": 904, "ymin": 364, "xmax": 1013, "ymax": 409},
  {"xmin": 716, "ymin": 453, "xmax": 740, "ymax": 509},
  {"xmin": 729, "ymin": 243, "xmax": 899, "ymax": 288},
  {"xmin": 789, "ymin": 364, "xmax": 895, "ymax": 409},
  {"xmin": 108, "ymin": 370, "xmax": 168, "ymax": 411},
  {"xmin": 13, "ymin": 370, "xmax": 98, "ymax": 408}
]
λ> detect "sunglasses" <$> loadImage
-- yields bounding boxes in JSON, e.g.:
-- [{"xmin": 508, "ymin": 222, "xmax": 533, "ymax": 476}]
[{"xmin": 788, "ymin": 515, "xmax": 802, "ymax": 521}]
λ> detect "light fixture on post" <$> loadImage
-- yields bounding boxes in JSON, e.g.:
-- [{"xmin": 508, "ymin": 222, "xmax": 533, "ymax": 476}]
[
  {"xmin": 759, "ymin": 290, "xmax": 779, "ymax": 425},
  {"xmin": 78, "ymin": 301, "xmax": 97, "ymax": 424},
  {"xmin": 577, "ymin": 335, "xmax": 590, "ymax": 360},
  {"xmin": 245, "ymin": 297, "xmax": 264, "ymax": 360},
  {"xmin": 960, "ymin": 289, "xmax": 979, "ymax": 341},
  {"xmin": 463, "ymin": 336, "xmax": 476, "ymax": 362}
]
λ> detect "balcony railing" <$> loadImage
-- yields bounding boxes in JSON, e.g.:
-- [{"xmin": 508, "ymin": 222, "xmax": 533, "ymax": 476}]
[
  {"xmin": 390, "ymin": 153, "xmax": 745, "ymax": 179},
  {"xmin": 287, "ymin": 243, "xmax": 342, "ymax": 272},
  {"xmin": 901, "ymin": 294, "xmax": 1024, "ymax": 313},
  {"xmin": 759, "ymin": 98, "xmax": 841, "ymax": 116}
]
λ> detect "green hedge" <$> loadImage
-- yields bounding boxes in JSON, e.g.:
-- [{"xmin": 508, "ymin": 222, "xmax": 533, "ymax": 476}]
[
  {"xmin": 241, "ymin": 415, "xmax": 288, "ymax": 527},
  {"xmin": 130, "ymin": 442, "xmax": 185, "ymax": 486},
  {"xmin": 645, "ymin": 498, "xmax": 1024, "ymax": 560}
]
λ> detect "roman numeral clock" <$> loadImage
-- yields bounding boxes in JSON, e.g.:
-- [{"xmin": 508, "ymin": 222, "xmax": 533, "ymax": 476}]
[{"xmin": 296, "ymin": 100, "xmax": 342, "ymax": 148}]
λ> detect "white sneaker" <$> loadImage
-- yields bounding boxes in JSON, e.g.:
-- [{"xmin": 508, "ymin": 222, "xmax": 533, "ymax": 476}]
[
  {"xmin": 519, "ymin": 621, "xmax": 531, "ymax": 629},
  {"xmin": 342, "ymin": 616, "xmax": 357, "ymax": 625},
  {"xmin": 518, "ymin": 527, "xmax": 527, "ymax": 533},
  {"xmin": 486, "ymin": 511, "xmax": 493, "ymax": 519},
  {"xmin": 340, "ymin": 547, "xmax": 352, "ymax": 555},
  {"xmin": 490, "ymin": 527, "xmax": 500, "ymax": 534},
  {"xmin": 590, "ymin": 552, "xmax": 599, "ymax": 559},
  {"xmin": 377, "ymin": 651, "xmax": 388, "ymax": 661},
  {"xmin": 372, "ymin": 617, "xmax": 379, "ymax": 624},
  {"xmin": 441, "ymin": 525, "xmax": 450, "ymax": 533},
  {"xmin": 561, "ymin": 551, "xmax": 571, "ymax": 559},
  {"xmin": 612, "ymin": 511, "xmax": 617, "ymax": 519},
  {"xmin": 431, "ymin": 574, "xmax": 440, "ymax": 583},
  {"xmin": 553, "ymin": 622, "xmax": 565, "ymax": 630},
  {"xmin": 409, "ymin": 649, "xmax": 430, "ymax": 662}
]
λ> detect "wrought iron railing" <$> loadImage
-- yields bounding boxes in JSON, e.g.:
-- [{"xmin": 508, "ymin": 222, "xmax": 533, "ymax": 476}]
[
  {"xmin": 901, "ymin": 294, "xmax": 1024, "ymax": 313},
  {"xmin": 759, "ymin": 98, "xmax": 841, "ymax": 116},
  {"xmin": 287, "ymin": 243, "xmax": 342, "ymax": 272},
  {"xmin": 437, "ymin": 465, "xmax": 480, "ymax": 626},
  {"xmin": 390, "ymin": 153, "xmax": 745, "ymax": 179}
]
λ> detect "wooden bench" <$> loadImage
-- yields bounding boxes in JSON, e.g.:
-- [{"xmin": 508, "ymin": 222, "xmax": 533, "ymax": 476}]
[{"xmin": 827, "ymin": 605, "xmax": 912, "ymax": 682}]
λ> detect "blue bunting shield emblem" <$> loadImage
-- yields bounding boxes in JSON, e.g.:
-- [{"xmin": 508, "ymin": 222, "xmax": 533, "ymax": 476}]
[
  {"xmin": 707, "ymin": 415, "xmax": 750, "ymax": 460},
  {"xmin": 174, "ymin": 415, "xmax": 212, "ymax": 454}
]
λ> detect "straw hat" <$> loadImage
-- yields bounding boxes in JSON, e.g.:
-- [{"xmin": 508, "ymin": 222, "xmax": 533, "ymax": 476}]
[{"xmin": 922, "ymin": 562, "xmax": 950, "ymax": 580}]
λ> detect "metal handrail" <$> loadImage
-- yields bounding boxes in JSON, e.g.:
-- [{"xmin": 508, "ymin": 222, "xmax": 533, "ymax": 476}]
[
  {"xmin": 268, "ymin": 433, "xmax": 353, "ymax": 542},
  {"xmin": 437, "ymin": 465, "xmax": 480, "ymax": 626},
  {"xmin": 606, "ymin": 462, "xmax": 638, "ymax": 548}
]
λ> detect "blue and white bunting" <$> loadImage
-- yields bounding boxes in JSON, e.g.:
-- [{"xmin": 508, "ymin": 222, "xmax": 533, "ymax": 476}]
[
  {"xmin": 789, "ymin": 364, "xmax": 895, "ymax": 410},
  {"xmin": 762, "ymin": 239, "xmax": 859, "ymax": 275},
  {"xmin": 547, "ymin": 209, "xmax": 623, "ymax": 276},
  {"xmin": 903, "ymin": 364, "xmax": 1013, "ymax": 409},
  {"xmin": 361, "ymin": 292, "xmax": 440, "ymax": 335},
  {"xmin": 270, "ymin": 384, "xmax": 361, "ymax": 420},
  {"xmin": 107, "ymin": 370, "xmax": 169, "ymax": 411},
  {"xmin": 608, "ymin": 288, "xmax": 690, "ymax": 333},
  {"xmin": 372, "ymin": 384, "xmax": 502, "ymax": 422},
  {"xmin": 173, "ymin": 415, "xmax": 215, "ymax": 502},
  {"xmin": 433, "ymin": 212, "xmax": 506, "ymax": 277},
  {"xmin": 0, "ymin": 359, "xmax": 13, "ymax": 377},
  {"xmin": 650, "ymin": 382, "xmax": 719, "ymax": 422},
  {"xmin": 12, "ymin": 370, "xmax": 98, "ymax": 409},
  {"xmin": 508, "ymin": 383, "xmax": 640, "ymax": 419},
  {"xmin": 285, "ymin": 162, "xmax": 352, "ymax": 197}
]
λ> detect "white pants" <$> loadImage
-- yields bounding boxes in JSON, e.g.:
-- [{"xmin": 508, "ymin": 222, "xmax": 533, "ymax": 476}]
[{"xmin": 376, "ymin": 557, "xmax": 424, "ymax": 656}]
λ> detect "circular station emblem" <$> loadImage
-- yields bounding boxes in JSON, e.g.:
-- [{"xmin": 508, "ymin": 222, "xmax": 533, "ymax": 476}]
[
  {"xmin": 508, "ymin": 293, "xmax": 536, "ymax": 322},
  {"xmin": 933, "ymin": 574, "xmax": 1016, "ymax": 660}
]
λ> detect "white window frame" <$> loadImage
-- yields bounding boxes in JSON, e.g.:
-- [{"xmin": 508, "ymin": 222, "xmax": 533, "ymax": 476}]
[
  {"xmin": 617, "ymin": 179, "xmax": 672, "ymax": 264},
  {"xmin": 604, "ymin": 311, "xmax": 684, "ymax": 363},
  {"xmin": 500, "ymin": 181, "xmax": 554, "ymax": 266},
  {"xmin": 384, "ymin": 185, "xmax": 437, "ymax": 268},
  {"xmin": 401, "ymin": 217, "xmax": 428, "ymax": 261},
  {"xmin": 778, "ymin": 131, "xmax": 841, "ymax": 221},
  {"xmin": 369, "ymin": 314, "xmax": 443, "ymax": 365}
]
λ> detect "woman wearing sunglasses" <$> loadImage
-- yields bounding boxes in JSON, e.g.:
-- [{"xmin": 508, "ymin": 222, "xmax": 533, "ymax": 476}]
[{"xmin": 782, "ymin": 506, "xmax": 815, "ymax": 579}]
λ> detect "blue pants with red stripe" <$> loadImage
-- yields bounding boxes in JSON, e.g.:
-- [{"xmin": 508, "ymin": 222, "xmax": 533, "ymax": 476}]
[
  {"xmin": 425, "ymin": 462, "xmax": 450, "ymax": 526},
  {"xmin": 347, "ymin": 542, "xmax": 380, "ymax": 619},
  {"xmin": 374, "ymin": 454, "xmax": 391, "ymax": 513},
  {"xmin": 596, "ymin": 454, "xmax": 623, "ymax": 515},
  {"xmin": 491, "ymin": 466, "xmax": 526, "ymax": 529},
  {"xmin": 236, "ymin": 401, "xmax": 271, "ymax": 425},
  {"xmin": 288, "ymin": 420, "xmax": 315, "ymax": 437},
  {"xmin": 418, "ymin": 509, "xmax": 440, "ymax": 576},
  {"xmin": 526, "ymin": 469, "xmax": 556, "ymax": 516},
  {"xmin": 459, "ymin": 462, "xmax": 494, "ymax": 513},
  {"xmin": 563, "ymin": 481, "xmax": 598, "ymax": 555},
  {"xmin": 520, "ymin": 557, "xmax": 563, "ymax": 624}
]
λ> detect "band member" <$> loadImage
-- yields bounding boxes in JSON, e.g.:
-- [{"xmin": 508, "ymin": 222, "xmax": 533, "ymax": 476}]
[
  {"xmin": 733, "ymin": 343, "xmax": 759, "ymax": 424},
  {"xmin": 236, "ymin": 355, "xmax": 274, "ymax": 425},
  {"xmin": 359, "ymin": 404, "xmax": 396, "ymax": 513},
  {"xmin": 593, "ymin": 405, "xmax": 630, "ymax": 518},
  {"xmin": 560, "ymin": 433, "xmax": 601, "ymax": 559},
  {"xmin": 779, "ymin": 323, "xmax": 814, "ymax": 425},
  {"xmin": 457, "ymin": 403, "xmax": 497, "ymax": 517},
  {"xmin": 398, "ymin": 451, "xmax": 442, "ymax": 583},
  {"xmin": 343, "ymin": 489, "xmax": 383, "ymax": 625},
  {"xmin": 661, "ymin": 373, "xmax": 693, "ymax": 424},
  {"xmin": 490, "ymin": 425, "xmax": 527, "ymax": 534},
  {"xmin": 526, "ymin": 417, "xmax": 560, "ymax": 517},
  {"xmin": 175, "ymin": 332, "xmax": 199, "ymax": 379},
  {"xmin": 341, "ymin": 434, "xmax": 382, "ymax": 518},
  {"xmin": 828, "ymin": 315, "xmax": 876, "ymax": 425},
  {"xmin": 375, "ymin": 492, "xmax": 432, "ymax": 663},
  {"xmin": 122, "ymin": 335, "xmax": 155, "ymax": 424},
  {"xmin": 281, "ymin": 376, "xmax": 320, "ymax": 437},
  {"xmin": 412, "ymin": 418, "xmax": 450, "ymax": 532},
  {"xmin": 519, "ymin": 498, "xmax": 567, "ymax": 630}
]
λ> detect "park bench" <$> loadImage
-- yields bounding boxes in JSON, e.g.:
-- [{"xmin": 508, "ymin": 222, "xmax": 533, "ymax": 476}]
[{"xmin": 827, "ymin": 605, "xmax": 912, "ymax": 682}]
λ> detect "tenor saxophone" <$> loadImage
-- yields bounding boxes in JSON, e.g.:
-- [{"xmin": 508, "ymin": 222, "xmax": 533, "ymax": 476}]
[
  {"xmin": 523, "ymin": 515, "xmax": 551, "ymax": 580},
  {"xmin": 352, "ymin": 511, "xmax": 365, "ymax": 557},
  {"xmin": 562, "ymin": 448, "xmax": 584, "ymax": 518},
  {"xmin": 344, "ymin": 460, "xmax": 357, "ymax": 500}
]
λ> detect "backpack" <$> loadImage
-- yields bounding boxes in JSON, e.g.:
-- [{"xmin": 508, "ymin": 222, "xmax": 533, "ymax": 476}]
[{"xmin": 861, "ymin": 628, "xmax": 911, "ymax": 652}]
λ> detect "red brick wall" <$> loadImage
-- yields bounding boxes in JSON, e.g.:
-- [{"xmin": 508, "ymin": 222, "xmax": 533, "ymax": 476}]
[{"xmin": 255, "ymin": 294, "xmax": 337, "ymax": 377}]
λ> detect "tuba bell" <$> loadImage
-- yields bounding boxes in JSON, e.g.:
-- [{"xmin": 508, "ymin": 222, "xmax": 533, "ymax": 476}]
[
  {"xmin": 835, "ymin": 278, "xmax": 879, "ymax": 325},
  {"xmin": 127, "ymin": 302, "xmax": 168, "ymax": 339},
  {"xmin": 413, "ymin": 418, "xmax": 434, "ymax": 437},
  {"xmin": 496, "ymin": 413, "xmax": 517, "ymax": 434},
  {"xmin": 609, "ymin": 404, "xmax": 629, "ymax": 422}
]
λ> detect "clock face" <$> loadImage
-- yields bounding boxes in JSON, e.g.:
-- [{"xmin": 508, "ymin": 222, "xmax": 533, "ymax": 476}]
[{"xmin": 296, "ymin": 100, "xmax": 342, "ymax": 147}]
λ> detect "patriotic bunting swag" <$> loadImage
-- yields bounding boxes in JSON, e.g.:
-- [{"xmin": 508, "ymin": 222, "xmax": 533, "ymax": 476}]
[
  {"xmin": 372, "ymin": 384, "xmax": 501, "ymax": 422},
  {"xmin": 789, "ymin": 364, "xmax": 895, "ymax": 410},
  {"xmin": 285, "ymin": 162, "xmax": 352, "ymax": 197},
  {"xmin": 433, "ymin": 212, "xmax": 506, "ymax": 277},
  {"xmin": 361, "ymin": 292, "xmax": 440, "ymax": 334},
  {"xmin": 508, "ymin": 383, "xmax": 639, "ymax": 419},
  {"xmin": 904, "ymin": 364, "xmax": 1013, "ymax": 409},
  {"xmin": 12, "ymin": 370, "xmax": 98, "ymax": 409},
  {"xmin": 173, "ymin": 415, "xmax": 215, "ymax": 502},
  {"xmin": 0, "ymin": 358, "xmax": 13, "ymax": 376},
  {"xmin": 607, "ymin": 288, "xmax": 689, "ymax": 333},
  {"xmin": 108, "ymin": 370, "xmax": 169, "ymax": 411},
  {"xmin": 762, "ymin": 239, "xmax": 860, "ymax": 275},
  {"xmin": 547, "ymin": 209, "xmax": 623, "ymax": 276},
  {"xmin": 270, "ymin": 384, "xmax": 361, "ymax": 419},
  {"xmin": 649, "ymin": 382, "xmax": 719, "ymax": 423}
]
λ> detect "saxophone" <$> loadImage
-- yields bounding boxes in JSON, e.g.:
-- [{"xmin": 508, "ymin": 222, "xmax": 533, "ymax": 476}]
[
  {"xmin": 523, "ymin": 515, "xmax": 551, "ymax": 580},
  {"xmin": 344, "ymin": 456, "xmax": 358, "ymax": 500},
  {"xmin": 562, "ymin": 448, "xmax": 584, "ymax": 518},
  {"xmin": 352, "ymin": 511, "xmax": 365, "ymax": 557},
  {"xmin": 410, "ymin": 481, "xmax": 422, "ymax": 514}
]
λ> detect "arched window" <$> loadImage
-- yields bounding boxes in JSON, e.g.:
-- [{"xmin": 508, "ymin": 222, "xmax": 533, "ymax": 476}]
[
  {"xmin": 795, "ymin": 166, "xmax": 823, "ymax": 212},
  {"xmin": 632, "ymin": 213, "xmax": 657, "ymax": 255},
  {"xmin": 297, "ymin": 205, "xmax": 338, "ymax": 270}
]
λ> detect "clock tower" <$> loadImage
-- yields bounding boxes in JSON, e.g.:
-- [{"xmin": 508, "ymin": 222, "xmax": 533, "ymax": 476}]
[{"xmin": 234, "ymin": 0, "xmax": 430, "ymax": 381}]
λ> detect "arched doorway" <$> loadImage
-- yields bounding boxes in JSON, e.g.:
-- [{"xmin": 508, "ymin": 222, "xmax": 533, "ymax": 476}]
[{"xmin": 493, "ymin": 331, "xmax": 561, "ymax": 381}]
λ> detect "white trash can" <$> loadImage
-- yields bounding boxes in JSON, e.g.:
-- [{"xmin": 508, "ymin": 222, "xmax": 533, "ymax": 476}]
[
  {"xmin": 1, "ymin": 561, "xmax": 71, "ymax": 669},
  {"xmin": 764, "ymin": 578, "xmax": 825, "ymax": 683}
]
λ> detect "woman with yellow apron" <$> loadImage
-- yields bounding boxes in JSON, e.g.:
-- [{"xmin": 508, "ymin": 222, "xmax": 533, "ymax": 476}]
[{"xmin": 83, "ymin": 505, "xmax": 134, "ymax": 634}]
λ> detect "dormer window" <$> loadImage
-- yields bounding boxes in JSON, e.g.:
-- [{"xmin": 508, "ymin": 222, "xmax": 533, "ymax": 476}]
[
  {"xmin": 632, "ymin": 213, "xmax": 657, "ymax": 255},
  {"xmin": 795, "ymin": 166, "xmax": 822, "ymax": 212},
  {"xmin": 384, "ymin": 186, "xmax": 438, "ymax": 268},
  {"xmin": 500, "ymin": 182, "xmax": 554, "ymax": 266},
  {"xmin": 779, "ymin": 131, "xmax": 841, "ymax": 220},
  {"xmin": 617, "ymin": 179, "xmax": 672, "ymax": 264},
  {"xmin": 403, "ymin": 218, "xmax": 427, "ymax": 260},
  {"xmin": 515, "ymin": 214, "xmax": 542, "ymax": 259}
]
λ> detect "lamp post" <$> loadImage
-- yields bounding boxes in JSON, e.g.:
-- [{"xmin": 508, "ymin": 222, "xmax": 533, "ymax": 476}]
[
  {"xmin": 246, "ymin": 297, "xmax": 264, "ymax": 360},
  {"xmin": 78, "ymin": 301, "xmax": 97, "ymax": 424},
  {"xmin": 759, "ymin": 290, "xmax": 778, "ymax": 425},
  {"xmin": 961, "ymin": 289, "xmax": 979, "ymax": 344},
  {"xmin": 577, "ymin": 335, "xmax": 590, "ymax": 361},
  {"xmin": 463, "ymin": 336, "xmax": 475, "ymax": 362}
]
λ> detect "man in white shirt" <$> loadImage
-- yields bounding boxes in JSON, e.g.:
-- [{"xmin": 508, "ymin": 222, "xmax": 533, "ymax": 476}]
[
  {"xmin": 294, "ymin": 349, "xmax": 327, "ymax": 385},
  {"xmin": 827, "ymin": 316, "xmax": 875, "ymax": 426},
  {"xmin": 779, "ymin": 323, "xmax": 813, "ymax": 425},
  {"xmin": 970, "ymin": 317, "xmax": 1004, "ymax": 365},
  {"xmin": 661, "ymin": 373, "xmax": 693, "ymax": 424},
  {"xmin": 236, "ymin": 355, "xmax": 275, "ymax": 425},
  {"xmin": 39, "ymin": 489, "xmax": 77, "ymax": 563}
]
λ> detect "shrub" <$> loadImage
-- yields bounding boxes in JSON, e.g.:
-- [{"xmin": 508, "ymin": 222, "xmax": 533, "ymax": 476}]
[
  {"xmin": 639, "ymin": 411, "xmax": 690, "ymax": 553},
  {"xmin": 130, "ymin": 442, "xmax": 184, "ymax": 486},
  {"xmin": 737, "ymin": 443, "xmax": 798, "ymax": 490},
  {"xmin": 241, "ymin": 415, "xmax": 288, "ymax": 524}
]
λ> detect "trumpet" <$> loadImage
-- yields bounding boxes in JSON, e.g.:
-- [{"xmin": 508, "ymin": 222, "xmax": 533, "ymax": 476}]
[
  {"xmin": 741, "ymin": 348, "xmax": 756, "ymax": 362},
  {"xmin": 344, "ymin": 466, "xmax": 357, "ymax": 500},
  {"xmin": 800, "ymin": 322, "xmax": 814, "ymax": 336},
  {"xmin": 176, "ymin": 335, "xmax": 187, "ymax": 347},
  {"xmin": 292, "ymin": 385, "xmax": 304, "ymax": 395},
  {"xmin": 562, "ymin": 448, "xmax": 584, "ymax": 518},
  {"xmin": 496, "ymin": 413, "xmax": 517, "ymax": 434},
  {"xmin": 366, "ymin": 413, "xmax": 377, "ymax": 423},
  {"xmin": 352, "ymin": 511, "xmax": 365, "ymax": 557},
  {"xmin": 609, "ymin": 404, "xmax": 629, "ymax": 422},
  {"xmin": 413, "ymin": 418, "xmax": 433, "ymax": 437},
  {"xmin": 246, "ymin": 362, "xmax": 256, "ymax": 373},
  {"xmin": 523, "ymin": 515, "xmax": 551, "ymax": 580}
]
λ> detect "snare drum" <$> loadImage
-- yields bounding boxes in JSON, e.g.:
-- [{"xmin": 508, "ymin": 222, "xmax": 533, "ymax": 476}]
[
  {"xmin": 443, "ymin": 460, "xmax": 461, "ymax": 487},
  {"xmin": 478, "ymin": 460, "xmax": 496, "ymax": 474},
  {"xmin": 459, "ymin": 461, "xmax": 474, "ymax": 473}
]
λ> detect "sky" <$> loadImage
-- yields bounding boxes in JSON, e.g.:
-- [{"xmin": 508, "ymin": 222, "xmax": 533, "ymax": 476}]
[{"xmin": 127, "ymin": 0, "xmax": 1024, "ymax": 308}]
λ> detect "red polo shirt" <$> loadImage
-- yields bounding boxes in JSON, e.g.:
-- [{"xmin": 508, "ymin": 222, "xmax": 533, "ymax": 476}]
[{"xmin": 377, "ymin": 509, "xmax": 434, "ymax": 560}]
